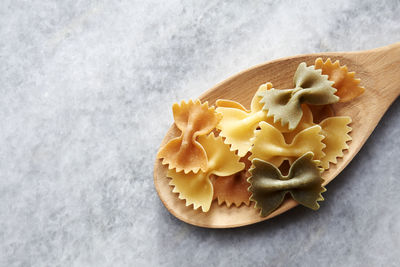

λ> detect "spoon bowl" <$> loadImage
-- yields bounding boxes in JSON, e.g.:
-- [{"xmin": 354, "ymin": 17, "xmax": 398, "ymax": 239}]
[{"xmin": 154, "ymin": 43, "xmax": 400, "ymax": 228}]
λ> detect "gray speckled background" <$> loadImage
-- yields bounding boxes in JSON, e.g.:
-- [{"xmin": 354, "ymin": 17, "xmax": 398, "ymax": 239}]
[{"xmin": 1, "ymin": 1, "xmax": 400, "ymax": 266}]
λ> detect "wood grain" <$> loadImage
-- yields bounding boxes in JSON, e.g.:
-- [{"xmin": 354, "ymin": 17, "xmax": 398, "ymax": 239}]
[{"xmin": 154, "ymin": 42, "xmax": 400, "ymax": 228}]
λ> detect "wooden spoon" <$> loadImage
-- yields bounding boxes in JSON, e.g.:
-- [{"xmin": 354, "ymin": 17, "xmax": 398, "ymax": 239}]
[{"xmin": 154, "ymin": 42, "xmax": 400, "ymax": 228}]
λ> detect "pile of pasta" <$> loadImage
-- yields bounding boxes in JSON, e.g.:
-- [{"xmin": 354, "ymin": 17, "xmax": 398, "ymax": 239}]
[{"xmin": 157, "ymin": 58, "xmax": 364, "ymax": 217}]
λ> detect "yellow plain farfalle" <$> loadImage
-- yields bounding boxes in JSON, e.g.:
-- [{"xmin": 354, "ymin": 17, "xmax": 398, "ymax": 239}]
[
  {"xmin": 157, "ymin": 100, "xmax": 221, "ymax": 173},
  {"xmin": 216, "ymin": 83, "xmax": 275, "ymax": 157},
  {"xmin": 249, "ymin": 121, "xmax": 326, "ymax": 167},
  {"xmin": 283, "ymin": 112, "xmax": 352, "ymax": 169},
  {"xmin": 319, "ymin": 117, "xmax": 352, "ymax": 169},
  {"xmin": 315, "ymin": 58, "xmax": 365, "ymax": 102},
  {"xmin": 167, "ymin": 133, "xmax": 245, "ymax": 212}
]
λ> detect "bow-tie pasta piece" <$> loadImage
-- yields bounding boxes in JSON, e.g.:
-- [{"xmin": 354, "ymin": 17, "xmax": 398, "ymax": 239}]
[
  {"xmin": 260, "ymin": 62, "xmax": 339, "ymax": 130},
  {"xmin": 216, "ymin": 83, "xmax": 273, "ymax": 157},
  {"xmin": 249, "ymin": 121, "xmax": 325, "ymax": 167},
  {"xmin": 283, "ymin": 115, "xmax": 352, "ymax": 167},
  {"xmin": 319, "ymin": 116, "xmax": 352, "ymax": 169},
  {"xmin": 216, "ymin": 83, "xmax": 292, "ymax": 157},
  {"xmin": 212, "ymin": 154, "xmax": 252, "ymax": 207},
  {"xmin": 315, "ymin": 58, "xmax": 365, "ymax": 102},
  {"xmin": 157, "ymin": 100, "xmax": 222, "ymax": 173},
  {"xmin": 167, "ymin": 133, "xmax": 245, "ymax": 212},
  {"xmin": 248, "ymin": 152, "xmax": 326, "ymax": 217}
]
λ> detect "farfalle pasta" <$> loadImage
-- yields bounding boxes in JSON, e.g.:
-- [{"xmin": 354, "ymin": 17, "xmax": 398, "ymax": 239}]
[
  {"xmin": 315, "ymin": 58, "xmax": 365, "ymax": 102},
  {"xmin": 249, "ymin": 121, "xmax": 326, "ymax": 167},
  {"xmin": 283, "ymin": 113, "xmax": 352, "ymax": 169},
  {"xmin": 157, "ymin": 100, "xmax": 221, "ymax": 173},
  {"xmin": 167, "ymin": 133, "xmax": 244, "ymax": 212},
  {"xmin": 260, "ymin": 62, "xmax": 339, "ymax": 130},
  {"xmin": 216, "ymin": 83, "xmax": 280, "ymax": 157},
  {"xmin": 248, "ymin": 152, "xmax": 326, "ymax": 217},
  {"xmin": 156, "ymin": 58, "xmax": 364, "ymax": 219}
]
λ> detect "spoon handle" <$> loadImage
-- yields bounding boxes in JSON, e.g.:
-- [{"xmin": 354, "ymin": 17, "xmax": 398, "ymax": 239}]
[{"xmin": 360, "ymin": 42, "xmax": 400, "ymax": 101}]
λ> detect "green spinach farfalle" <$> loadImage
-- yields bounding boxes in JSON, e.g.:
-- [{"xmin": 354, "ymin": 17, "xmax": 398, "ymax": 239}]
[
  {"xmin": 260, "ymin": 62, "xmax": 339, "ymax": 130},
  {"xmin": 248, "ymin": 152, "xmax": 326, "ymax": 217}
]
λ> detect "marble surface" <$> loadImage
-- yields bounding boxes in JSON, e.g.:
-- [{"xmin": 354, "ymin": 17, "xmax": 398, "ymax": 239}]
[{"xmin": 1, "ymin": 0, "xmax": 400, "ymax": 266}]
